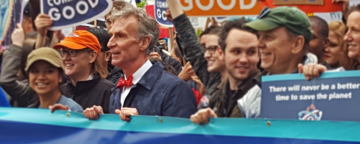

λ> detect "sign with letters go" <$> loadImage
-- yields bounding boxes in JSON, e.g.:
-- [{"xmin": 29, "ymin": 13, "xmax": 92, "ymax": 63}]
[
  {"xmin": 273, "ymin": 0, "xmax": 324, "ymax": 5},
  {"xmin": 41, "ymin": 0, "xmax": 113, "ymax": 30}
]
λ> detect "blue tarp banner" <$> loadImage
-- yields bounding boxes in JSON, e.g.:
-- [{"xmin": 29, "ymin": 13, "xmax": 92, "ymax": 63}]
[
  {"xmin": 261, "ymin": 71, "xmax": 360, "ymax": 121},
  {"xmin": 0, "ymin": 108, "xmax": 360, "ymax": 144}
]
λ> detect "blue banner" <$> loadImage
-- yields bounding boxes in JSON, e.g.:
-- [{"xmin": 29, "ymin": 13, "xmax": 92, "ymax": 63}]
[
  {"xmin": 154, "ymin": 0, "xmax": 173, "ymax": 27},
  {"xmin": 1, "ymin": 108, "xmax": 360, "ymax": 144},
  {"xmin": 41, "ymin": 0, "xmax": 112, "ymax": 30},
  {"xmin": 261, "ymin": 71, "xmax": 360, "ymax": 121}
]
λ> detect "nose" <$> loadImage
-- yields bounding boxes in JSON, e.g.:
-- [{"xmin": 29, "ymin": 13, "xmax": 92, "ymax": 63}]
[
  {"xmin": 62, "ymin": 52, "xmax": 71, "ymax": 61},
  {"xmin": 257, "ymin": 38, "xmax": 266, "ymax": 50},
  {"xmin": 204, "ymin": 49, "xmax": 212, "ymax": 60},
  {"xmin": 108, "ymin": 36, "xmax": 116, "ymax": 49},
  {"xmin": 344, "ymin": 30, "xmax": 352, "ymax": 42},
  {"xmin": 239, "ymin": 53, "xmax": 249, "ymax": 64},
  {"xmin": 37, "ymin": 71, "xmax": 46, "ymax": 80}
]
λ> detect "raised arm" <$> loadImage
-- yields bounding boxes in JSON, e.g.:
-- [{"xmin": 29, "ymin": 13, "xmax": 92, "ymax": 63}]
[
  {"xmin": 0, "ymin": 24, "xmax": 36, "ymax": 107},
  {"xmin": 166, "ymin": 0, "xmax": 221, "ymax": 95}
]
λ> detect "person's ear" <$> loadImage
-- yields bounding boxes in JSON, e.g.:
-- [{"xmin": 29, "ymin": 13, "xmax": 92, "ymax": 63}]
[
  {"xmin": 105, "ymin": 51, "xmax": 112, "ymax": 61},
  {"xmin": 138, "ymin": 36, "xmax": 151, "ymax": 51},
  {"xmin": 292, "ymin": 36, "xmax": 305, "ymax": 54},
  {"xmin": 217, "ymin": 47, "xmax": 225, "ymax": 61},
  {"xmin": 89, "ymin": 52, "xmax": 97, "ymax": 63}
]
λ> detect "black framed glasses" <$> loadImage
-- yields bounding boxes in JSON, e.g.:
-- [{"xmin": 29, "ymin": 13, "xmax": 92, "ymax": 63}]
[
  {"xmin": 204, "ymin": 45, "xmax": 218, "ymax": 54},
  {"xmin": 60, "ymin": 48, "xmax": 92, "ymax": 57}
]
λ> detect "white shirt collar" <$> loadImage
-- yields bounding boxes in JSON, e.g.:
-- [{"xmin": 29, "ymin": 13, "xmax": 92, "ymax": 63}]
[
  {"xmin": 124, "ymin": 60, "xmax": 153, "ymax": 84},
  {"xmin": 87, "ymin": 75, "xmax": 94, "ymax": 80}
]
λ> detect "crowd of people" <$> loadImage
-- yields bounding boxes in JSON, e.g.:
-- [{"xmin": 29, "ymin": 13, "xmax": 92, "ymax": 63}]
[{"xmin": 0, "ymin": 0, "xmax": 357, "ymax": 124}]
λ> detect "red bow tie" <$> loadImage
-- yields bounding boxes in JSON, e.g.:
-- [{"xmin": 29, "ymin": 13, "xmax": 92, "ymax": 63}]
[{"xmin": 117, "ymin": 75, "xmax": 134, "ymax": 89}]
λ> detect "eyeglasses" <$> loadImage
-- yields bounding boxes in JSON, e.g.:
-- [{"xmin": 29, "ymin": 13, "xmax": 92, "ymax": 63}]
[
  {"xmin": 203, "ymin": 45, "xmax": 218, "ymax": 54},
  {"xmin": 60, "ymin": 48, "xmax": 92, "ymax": 58}
]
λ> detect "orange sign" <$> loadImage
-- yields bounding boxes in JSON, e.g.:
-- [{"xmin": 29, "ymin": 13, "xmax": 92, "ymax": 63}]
[
  {"xmin": 262, "ymin": 0, "xmax": 342, "ymax": 13},
  {"xmin": 178, "ymin": 0, "xmax": 262, "ymax": 16}
]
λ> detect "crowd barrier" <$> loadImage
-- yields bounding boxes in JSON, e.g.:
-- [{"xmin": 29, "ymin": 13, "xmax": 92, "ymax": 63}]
[{"xmin": 0, "ymin": 108, "xmax": 359, "ymax": 144}]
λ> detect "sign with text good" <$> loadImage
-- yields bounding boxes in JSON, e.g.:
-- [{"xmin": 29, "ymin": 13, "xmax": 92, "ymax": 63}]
[
  {"xmin": 273, "ymin": 0, "xmax": 324, "ymax": 5},
  {"xmin": 262, "ymin": 0, "xmax": 342, "ymax": 13},
  {"xmin": 178, "ymin": 0, "xmax": 262, "ymax": 16},
  {"xmin": 41, "ymin": 0, "xmax": 113, "ymax": 30},
  {"xmin": 260, "ymin": 71, "xmax": 360, "ymax": 121},
  {"xmin": 155, "ymin": 0, "xmax": 173, "ymax": 27}
]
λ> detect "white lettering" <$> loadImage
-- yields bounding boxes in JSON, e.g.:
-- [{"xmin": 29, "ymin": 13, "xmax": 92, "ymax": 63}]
[
  {"xmin": 47, "ymin": 0, "xmax": 54, "ymax": 7},
  {"xmin": 88, "ymin": 0, "xmax": 99, "ymax": 8},
  {"xmin": 217, "ymin": 0, "xmax": 236, "ymax": 10},
  {"xmin": 162, "ymin": 10, "xmax": 167, "ymax": 21},
  {"xmin": 269, "ymin": 86, "xmax": 287, "ymax": 92},
  {"xmin": 54, "ymin": 0, "xmax": 61, "ymax": 5},
  {"xmin": 178, "ymin": 0, "xmax": 193, "ymax": 11},
  {"xmin": 76, "ymin": 1, "xmax": 88, "ymax": 15},
  {"xmin": 195, "ymin": 0, "xmax": 214, "ymax": 11},
  {"xmin": 49, "ymin": 8, "xmax": 61, "ymax": 21},
  {"xmin": 63, "ymin": 6, "xmax": 75, "ymax": 20},
  {"xmin": 240, "ymin": 0, "xmax": 256, "ymax": 10},
  {"xmin": 157, "ymin": 9, "xmax": 162, "ymax": 19}
]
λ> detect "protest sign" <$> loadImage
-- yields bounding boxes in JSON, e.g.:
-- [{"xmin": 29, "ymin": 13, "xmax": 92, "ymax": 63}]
[
  {"xmin": 155, "ymin": 0, "xmax": 173, "ymax": 27},
  {"xmin": 260, "ymin": 71, "xmax": 360, "ymax": 121},
  {"xmin": 146, "ymin": 5, "xmax": 170, "ymax": 38},
  {"xmin": 1, "ymin": 108, "xmax": 360, "ymax": 143},
  {"xmin": 41, "ymin": 0, "xmax": 113, "ymax": 30},
  {"xmin": 273, "ymin": 0, "xmax": 324, "ymax": 5},
  {"xmin": 261, "ymin": 0, "xmax": 343, "ymax": 13},
  {"xmin": 178, "ymin": 0, "xmax": 262, "ymax": 16},
  {"xmin": 0, "ymin": 0, "xmax": 24, "ymax": 47}
]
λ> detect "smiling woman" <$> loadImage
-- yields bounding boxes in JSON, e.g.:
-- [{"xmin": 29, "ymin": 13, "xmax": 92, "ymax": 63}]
[{"xmin": 26, "ymin": 48, "xmax": 83, "ymax": 112}]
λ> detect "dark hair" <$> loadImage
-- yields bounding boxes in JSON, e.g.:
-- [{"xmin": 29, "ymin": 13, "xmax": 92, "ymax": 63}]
[
  {"xmin": 172, "ymin": 45, "xmax": 185, "ymax": 66},
  {"xmin": 218, "ymin": 19, "xmax": 256, "ymax": 51},
  {"xmin": 199, "ymin": 26, "xmax": 221, "ymax": 38},
  {"xmin": 349, "ymin": 4, "xmax": 360, "ymax": 15},
  {"xmin": 87, "ymin": 27, "xmax": 110, "ymax": 52},
  {"xmin": 309, "ymin": 16, "xmax": 329, "ymax": 40}
]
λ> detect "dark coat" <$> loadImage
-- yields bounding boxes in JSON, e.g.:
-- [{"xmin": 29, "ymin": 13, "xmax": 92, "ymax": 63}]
[
  {"xmin": 60, "ymin": 74, "xmax": 113, "ymax": 113},
  {"xmin": 109, "ymin": 61, "xmax": 197, "ymax": 118}
]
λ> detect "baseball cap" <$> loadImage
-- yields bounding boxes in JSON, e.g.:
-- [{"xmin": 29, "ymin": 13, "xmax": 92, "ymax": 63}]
[
  {"xmin": 53, "ymin": 30, "xmax": 101, "ymax": 54},
  {"xmin": 25, "ymin": 47, "xmax": 63, "ymax": 72},
  {"xmin": 244, "ymin": 6, "xmax": 312, "ymax": 42}
]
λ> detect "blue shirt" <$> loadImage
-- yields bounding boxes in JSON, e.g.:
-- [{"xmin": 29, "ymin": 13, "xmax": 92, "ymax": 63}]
[
  {"xmin": 39, "ymin": 95, "xmax": 83, "ymax": 112},
  {"xmin": 0, "ymin": 87, "xmax": 10, "ymax": 107}
]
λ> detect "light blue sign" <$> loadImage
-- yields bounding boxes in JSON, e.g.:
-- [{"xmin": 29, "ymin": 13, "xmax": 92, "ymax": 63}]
[{"xmin": 41, "ymin": 0, "xmax": 113, "ymax": 30}]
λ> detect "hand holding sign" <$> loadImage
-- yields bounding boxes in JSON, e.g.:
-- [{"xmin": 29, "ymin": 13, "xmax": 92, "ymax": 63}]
[
  {"xmin": 11, "ymin": 24, "xmax": 25, "ymax": 47},
  {"xmin": 35, "ymin": 14, "xmax": 53, "ymax": 36}
]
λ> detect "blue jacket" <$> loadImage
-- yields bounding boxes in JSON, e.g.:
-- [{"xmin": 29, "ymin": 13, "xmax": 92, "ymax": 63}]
[
  {"xmin": 0, "ymin": 87, "xmax": 10, "ymax": 107},
  {"xmin": 109, "ymin": 61, "xmax": 197, "ymax": 118}
]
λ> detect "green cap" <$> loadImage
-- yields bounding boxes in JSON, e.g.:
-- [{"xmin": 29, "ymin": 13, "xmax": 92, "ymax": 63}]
[{"xmin": 244, "ymin": 6, "xmax": 312, "ymax": 42}]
